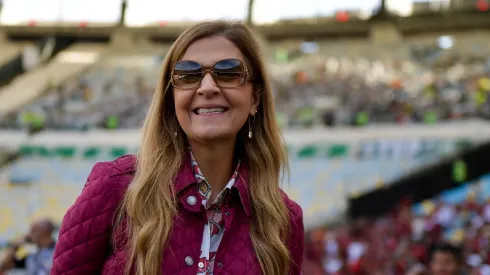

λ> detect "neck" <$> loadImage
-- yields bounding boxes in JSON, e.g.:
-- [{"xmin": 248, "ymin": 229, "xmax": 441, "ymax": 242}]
[{"xmin": 189, "ymin": 139, "xmax": 236, "ymax": 201}]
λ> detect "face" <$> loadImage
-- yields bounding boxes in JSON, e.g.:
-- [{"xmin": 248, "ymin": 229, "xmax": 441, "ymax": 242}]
[
  {"xmin": 27, "ymin": 222, "xmax": 42, "ymax": 245},
  {"xmin": 172, "ymin": 36, "xmax": 258, "ymax": 143},
  {"xmin": 430, "ymin": 252, "xmax": 460, "ymax": 275}
]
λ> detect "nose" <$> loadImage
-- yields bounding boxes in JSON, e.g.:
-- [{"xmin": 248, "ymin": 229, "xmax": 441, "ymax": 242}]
[{"xmin": 196, "ymin": 72, "xmax": 220, "ymax": 97}]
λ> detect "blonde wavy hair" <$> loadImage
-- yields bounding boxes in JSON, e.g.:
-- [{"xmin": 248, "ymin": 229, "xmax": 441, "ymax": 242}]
[{"xmin": 117, "ymin": 20, "xmax": 290, "ymax": 275}]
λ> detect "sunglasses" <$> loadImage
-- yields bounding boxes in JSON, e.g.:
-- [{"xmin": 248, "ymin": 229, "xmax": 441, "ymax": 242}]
[{"xmin": 171, "ymin": 58, "xmax": 251, "ymax": 89}]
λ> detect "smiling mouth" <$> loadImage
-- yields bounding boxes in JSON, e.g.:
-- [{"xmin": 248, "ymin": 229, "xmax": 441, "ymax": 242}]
[{"xmin": 193, "ymin": 107, "xmax": 228, "ymax": 115}]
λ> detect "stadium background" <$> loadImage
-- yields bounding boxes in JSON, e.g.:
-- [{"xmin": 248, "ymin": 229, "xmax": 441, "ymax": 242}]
[{"xmin": 1, "ymin": 0, "xmax": 490, "ymax": 274}]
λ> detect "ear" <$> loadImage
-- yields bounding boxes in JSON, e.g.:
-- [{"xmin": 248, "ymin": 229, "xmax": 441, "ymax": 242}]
[{"xmin": 249, "ymin": 88, "xmax": 260, "ymax": 116}]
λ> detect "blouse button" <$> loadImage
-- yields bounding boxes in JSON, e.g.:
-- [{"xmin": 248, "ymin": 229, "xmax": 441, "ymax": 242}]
[
  {"xmin": 198, "ymin": 262, "xmax": 204, "ymax": 268},
  {"xmin": 217, "ymin": 261, "xmax": 224, "ymax": 268},
  {"xmin": 187, "ymin": 196, "xmax": 197, "ymax": 206},
  {"xmin": 224, "ymin": 211, "xmax": 230, "ymax": 216},
  {"xmin": 185, "ymin": 256, "xmax": 194, "ymax": 266}
]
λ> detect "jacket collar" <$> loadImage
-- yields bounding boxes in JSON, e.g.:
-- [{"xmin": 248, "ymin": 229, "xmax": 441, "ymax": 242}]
[
  {"xmin": 232, "ymin": 162, "xmax": 252, "ymax": 216},
  {"xmin": 174, "ymin": 153, "xmax": 252, "ymax": 216},
  {"xmin": 174, "ymin": 153, "xmax": 197, "ymax": 194}
]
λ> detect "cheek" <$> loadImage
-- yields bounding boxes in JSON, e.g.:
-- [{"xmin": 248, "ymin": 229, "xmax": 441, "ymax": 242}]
[
  {"xmin": 174, "ymin": 92, "xmax": 186, "ymax": 110},
  {"xmin": 228, "ymin": 88, "xmax": 254, "ymax": 114},
  {"xmin": 228, "ymin": 94, "xmax": 253, "ymax": 129},
  {"xmin": 174, "ymin": 92, "xmax": 190, "ymax": 110},
  {"xmin": 173, "ymin": 92, "xmax": 193, "ymax": 125}
]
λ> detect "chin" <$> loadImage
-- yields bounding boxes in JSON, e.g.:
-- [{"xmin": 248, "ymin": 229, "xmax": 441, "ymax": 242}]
[{"xmin": 193, "ymin": 131, "xmax": 236, "ymax": 142}]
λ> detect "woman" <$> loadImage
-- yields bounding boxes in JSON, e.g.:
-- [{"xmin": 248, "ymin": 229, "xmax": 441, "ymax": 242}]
[{"xmin": 51, "ymin": 20, "xmax": 304, "ymax": 275}]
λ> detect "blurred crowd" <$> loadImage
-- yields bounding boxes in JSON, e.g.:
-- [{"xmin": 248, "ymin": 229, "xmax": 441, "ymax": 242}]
[
  {"xmin": 303, "ymin": 192, "xmax": 490, "ymax": 275},
  {"xmin": 0, "ymin": 66, "xmax": 156, "ymax": 132},
  {"xmin": 273, "ymin": 54, "xmax": 490, "ymax": 127},
  {"xmin": 0, "ymin": 218, "xmax": 56, "ymax": 275},
  {"xmin": 4, "ymin": 189, "xmax": 490, "ymax": 275},
  {"xmin": 1, "ymin": 52, "xmax": 490, "ymax": 132}
]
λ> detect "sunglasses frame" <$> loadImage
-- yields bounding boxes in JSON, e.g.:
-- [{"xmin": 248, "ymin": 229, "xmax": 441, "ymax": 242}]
[{"xmin": 170, "ymin": 58, "xmax": 253, "ymax": 90}]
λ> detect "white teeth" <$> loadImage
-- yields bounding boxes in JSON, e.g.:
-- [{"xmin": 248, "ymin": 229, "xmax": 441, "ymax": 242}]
[{"xmin": 196, "ymin": 107, "xmax": 226, "ymax": 114}]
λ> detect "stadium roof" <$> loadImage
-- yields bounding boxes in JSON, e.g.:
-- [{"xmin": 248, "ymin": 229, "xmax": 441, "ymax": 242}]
[{"xmin": 0, "ymin": 0, "xmax": 415, "ymax": 26}]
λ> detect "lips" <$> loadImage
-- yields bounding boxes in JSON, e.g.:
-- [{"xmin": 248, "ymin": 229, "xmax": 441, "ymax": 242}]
[{"xmin": 193, "ymin": 107, "xmax": 229, "ymax": 115}]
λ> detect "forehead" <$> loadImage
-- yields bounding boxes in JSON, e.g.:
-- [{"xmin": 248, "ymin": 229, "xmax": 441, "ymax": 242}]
[
  {"xmin": 180, "ymin": 35, "xmax": 245, "ymax": 66},
  {"xmin": 432, "ymin": 251, "xmax": 457, "ymax": 261}
]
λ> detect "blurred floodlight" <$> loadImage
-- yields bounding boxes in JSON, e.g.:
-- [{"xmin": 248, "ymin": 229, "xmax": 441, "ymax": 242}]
[{"xmin": 437, "ymin": 35, "xmax": 454, "ymax": 50}]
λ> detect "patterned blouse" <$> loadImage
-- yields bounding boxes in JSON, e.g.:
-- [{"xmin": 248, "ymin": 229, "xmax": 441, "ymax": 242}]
[{"xmin": 190, "ymin": 151, "xmax": 241, "ymax": 275}]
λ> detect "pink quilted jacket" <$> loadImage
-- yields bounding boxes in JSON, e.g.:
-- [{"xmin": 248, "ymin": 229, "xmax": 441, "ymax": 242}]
[{"xmin": 51, "ymin": 155, "xmax": 304, "ymax": 275}]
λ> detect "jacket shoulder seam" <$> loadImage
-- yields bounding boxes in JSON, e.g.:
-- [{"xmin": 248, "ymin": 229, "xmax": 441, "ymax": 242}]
[{"xmin": 98, "ymin": 155, "xmax": 136, "ymax": 178}]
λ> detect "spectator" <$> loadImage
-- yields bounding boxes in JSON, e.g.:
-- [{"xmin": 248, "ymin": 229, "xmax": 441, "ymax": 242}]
[
  {"xmin": 428, "ymin": 243, "xmax": 463, "ymax": 275},
  {"xmin": 0, "ymin": 218, "xmax": 56, "ymax": 275}
]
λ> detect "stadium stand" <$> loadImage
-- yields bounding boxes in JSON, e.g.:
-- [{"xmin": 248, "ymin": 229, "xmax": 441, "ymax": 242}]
[
  {"xmin": 303, "ymin": 174, "xmax": 490, "ymax": 274},
  {"xmin": 0, "ymin": 54, "xmax": 159, "ymax": 130},
  {"xmin": 0, "ymin": 43, "xmax": 105, "ymax": 115},
  {"xmin": 2, "ymin": 52, "xmax": 490, "ymax": 131},
  {"xmin": 0, "ymin": 42, "xmax": 31, "ymax": 66},
  {"xmin": 1, "ymin": 121, "xmax": 487, "ymax": 240},
  {"xmin": 0, "ymin": 155, "xmax": 437, "ymax": 241}
]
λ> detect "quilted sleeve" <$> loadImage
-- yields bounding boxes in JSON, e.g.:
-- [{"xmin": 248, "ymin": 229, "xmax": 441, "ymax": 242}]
[
  {"xmin": 51, "ymin": 162, "xmax": 125, "ymax": 275},
  {"xmin": 287, "ymin": 200, "xmax": 304, "ymax": 275}
]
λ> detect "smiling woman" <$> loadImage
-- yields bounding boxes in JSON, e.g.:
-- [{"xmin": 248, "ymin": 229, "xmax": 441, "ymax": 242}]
[{"xmin": 51, "ymin": 20, "xmax": 304, "ymax": 275}]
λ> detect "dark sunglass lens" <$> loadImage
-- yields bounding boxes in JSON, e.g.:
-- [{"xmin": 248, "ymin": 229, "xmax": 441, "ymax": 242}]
[
  {"xmin": 174, "ymin": 60, "xmax": 202, "ymax": 73},
  {"xmin": 214, "ymin": 59, "xmax": 243, "ymax": 72},
  {"xmin": 214, "ymin": 59, "xmax": 246, "ymax": 87},
  {"xmin": 173, "ymin": 61, "xmax": 203, "ymax": 88}
]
